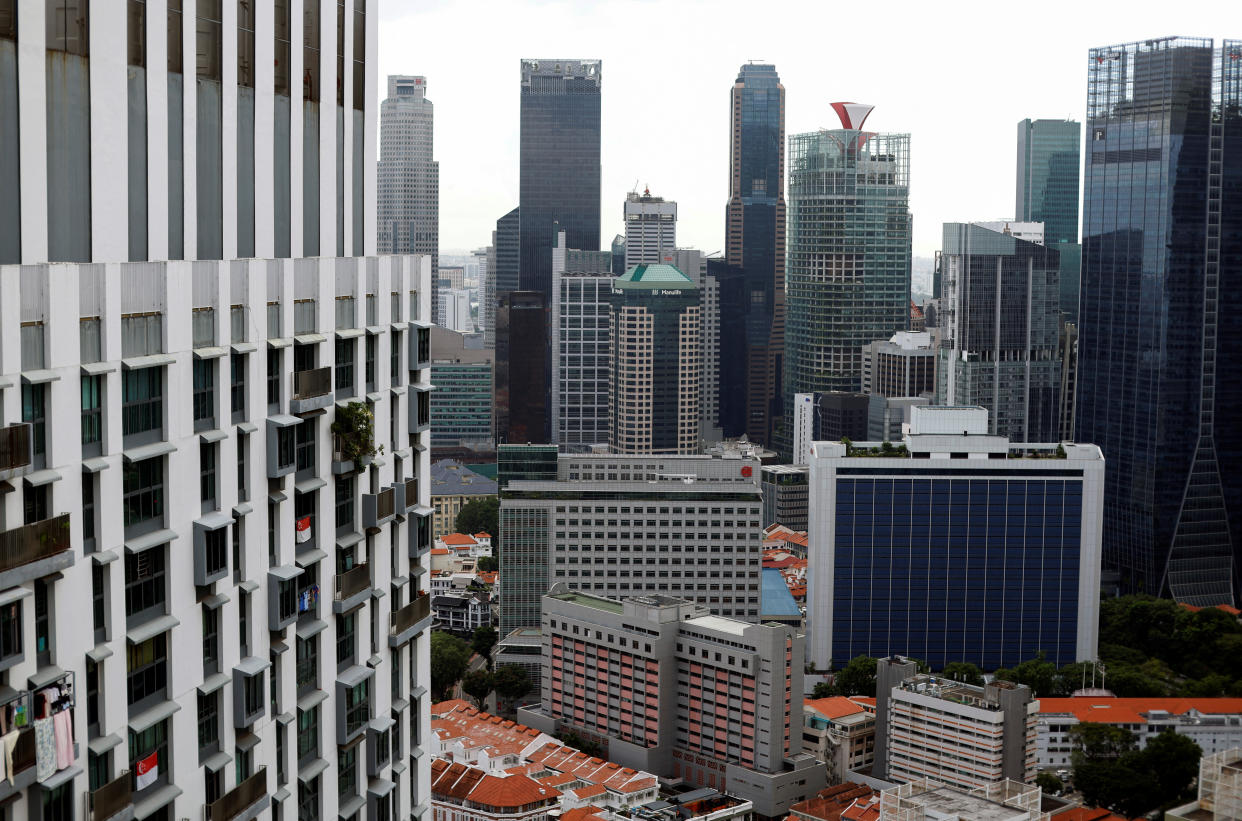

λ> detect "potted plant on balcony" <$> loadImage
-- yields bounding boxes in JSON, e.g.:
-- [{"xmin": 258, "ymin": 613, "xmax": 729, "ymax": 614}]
[{"xmin": 331, "ymin": 402, "xmax": 381, "ymax": 472}]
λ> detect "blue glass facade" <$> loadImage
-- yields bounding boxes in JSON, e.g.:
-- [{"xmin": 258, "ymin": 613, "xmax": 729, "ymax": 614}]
[
  {"xmin": 1076, "ymin": 38, "xmax": 1242, "ymax": 604},
  {"xmin": 1016, "ymin": 118, "xmax": 1082, "ymax": 322},
  {"xmin": 831, "ymin": 476, "xmax": 1084, "ymax": 669}
]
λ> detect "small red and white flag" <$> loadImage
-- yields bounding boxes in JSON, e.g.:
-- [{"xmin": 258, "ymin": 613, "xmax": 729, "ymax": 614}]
[
  {"xmin": 136, "ymin": 752, "xmax": 159, "ymax": 789},
  {"xmin": 296, "ymin": 516, "xmax": 312, "ymax": 544}
]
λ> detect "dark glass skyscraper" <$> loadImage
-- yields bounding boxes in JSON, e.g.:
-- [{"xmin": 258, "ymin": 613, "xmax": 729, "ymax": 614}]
[
  {"xmin": 519, "ymin": 59, "xmax": 602, "ymax": 297},
  {"xmin": 726, "ymin": 63, "xmax": 785, "ymax": 444},
  {"xmin": 495, "ymin": 206, "xmax": 521, "ymax": 297},
  {"xmin": 1076, "ymin": 37, "xmax": 1242, "ymax": 605},
  {"xmin": 1017, "ymin": 118, "xmax": 1082, "ymax": 321}
]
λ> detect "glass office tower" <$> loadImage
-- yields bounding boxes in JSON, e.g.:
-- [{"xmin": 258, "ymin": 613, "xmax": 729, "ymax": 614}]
[
  {"xmin": 784, "ymin": 106, "xmax": 912, "ymax": 452},
  {"xmin": 1016, "ymin": 118, "xmax": 1082, "ymax": 322},
  {"xmin": 1076, "ymin": 37, "xmax": 1242, "ymax": 604},
  {"xmin": 726, "ymin": 63, "xmax": 786, "ymax": 444},
  {"xmin": 518, "ymin": 59, "xmax": 602, "ymax": 297}
]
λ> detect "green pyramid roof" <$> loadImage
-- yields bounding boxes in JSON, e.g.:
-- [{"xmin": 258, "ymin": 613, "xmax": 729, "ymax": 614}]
[{"xmin": 613, "ymin": 263, "xmax": 695, "ymax": 290}]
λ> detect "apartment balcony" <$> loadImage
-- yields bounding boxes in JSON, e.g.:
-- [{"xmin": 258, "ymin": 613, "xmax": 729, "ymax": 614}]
[
  {"xmin": 0, "ymin": 728, "xmax": 37, "ymax": 802},
  {"xmin": 289, "ymin": 367, "xmax": 333, "ymax": 414},
  {"xmin": 0, "ymin": 514, "xmax": 74, "ymax": 590},
  {"xmin": 205, "ymin": 767, "xmax": 269, "ymax": 821},
  {"xmin": 91, "ymin": 771, "xmax": 133, "ymax": 821},
  {"xmin": 0, "ymin": 423, "xmax": 33, "ymax": 482},
  {"xmin": 331, "ymin": 434, "xmax": 373, "ymax": 475},
  {"xmin": 362, "ymin": 487, "xmax": 396, "ymax": 530},
  {"xmin": 333, "ymin": 563, "xmax": 372, "ymax": 614},
  {"xmin": 402, "ymin": 477, "xmax": 418, "ymax": 512},
  {"xmin": 389, "ymin": 592, "xmax": 432, "ymax": 647}
]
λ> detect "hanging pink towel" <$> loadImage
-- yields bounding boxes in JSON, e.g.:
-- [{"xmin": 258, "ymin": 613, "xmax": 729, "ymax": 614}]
[{"xmin": 52, "ymin": 711, "xmax": 73, "ymax": 770}]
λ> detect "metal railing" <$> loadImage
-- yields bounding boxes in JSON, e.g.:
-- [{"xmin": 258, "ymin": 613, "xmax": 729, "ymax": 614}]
[
  {"xmin": 91, "ymin": 770, "xmax": 133, "ymax": 820},
  {"xmin": 390, "ymin": 593, "xmax": 431, "ymax": 636},
  {"xmin": 334, "ymin": 563, "xmax": 371, "ymax": 602},
  {"xmin": 0, "ymin": 514, "xmax": 71, "ymax": 575},
  {"xmin": 0, "ymin": 423, "xmax": 31, "ymax": 472},
  {"xmin": 11, "ymin": 727, "xmax": 34, "ymax": 775},
  {"xmin": 291, "ymin": 367, "xmax": 332, "ymax": 400},
  {"xmin": 206, "ymin": 767, "xmax": 267, "ymax": 821}
]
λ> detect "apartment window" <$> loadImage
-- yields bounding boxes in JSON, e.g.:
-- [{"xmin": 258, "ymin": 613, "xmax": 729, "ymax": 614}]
[
  {"xmin": 335, "ymin": 476, "xmax": 354, "ymax": 532},
  {"xmin": 336, "ymin": 612, "xmax": 356, "ymax": 668},
  {"xmin": 92, "ymin": 564, "xmax": 107, "ymax": 643},
  {"xmin": 128, "ymin": 719, "xmax": 169, "ymax": 794},
  {"xmin": 195, "ymin": 0, "xmax": 221, "ymax": 80},
  {"xmin": 334, "ymin": 339, "xmax": 354, "ymax": 395},
  {"xmin": 338, "ymin": 745, "xmax": 357, "ymax": 800},
  {"xmin": 294, "ymin": 491, "xmax": 317, "ymax": 551},
  {"xmin": 236, "ymin": 744, "xmax": 254, "ymax": 782},
  {"xmin": 124, "ymin": 549, "xmax": 166, "ymax": 625},
  {"xmin": 268, "ymin": 502, "xmax": 280, "ymax": 566},
  {"xmin": 0, "ymin": 599, "xmax": 22, "ymax": 668},
  {"xmin": 203, "ymin": 527, "xmax": 227, "ymax": 579},
  {"xmin": 276, "ymin": 719, "xmax": 288, "ymax": 784},
  {"xmin": 202, "ymin": 605, "xmax": 220, "ymax": 676},
  {"xmin": 295, "ymin": 420, "xmax": 316, "ymax": 473},
  {"xmin": 126, "ymin": 633, "xmax": 169, "ymax": 709},
  {"xmin": 40, "ymin": 784, "xmax": 72, "ymax": 820},
  {"xmin": 351, "ymin": 0, "xmax": 364, "ymax": 110},
  {"xmin": 231, "ymin": 353, "xmax": 246, "ymax": 418},
  {"xmin": 297, "ymin": 706, "xmax": 320, "ymax": 764},
  {"xmin": 123, "ymin": 457, "xmax": 164, "ymax": 533},
  {"xmin": 88, "ymin": 749, "xmax": 111, "ymax": 792},
  {"xmin": 82, "ymin": 474, "xmax": 97, "ymax": 550},
  {"xmin": 122, "ymin": 366, "xmax": 163, "ymax": 440},
  {"xmin": 296, "ymin": 635, "xmax": 318, "ymax": 697},
  {"xmin": 126, "ymin": 0, "xmax": 145, "ymax": 66},
  {"xmin": 21, "ymin": 383, "xmax": 46, "ymax": 466},
  {"xmin": 236, "ymin": 0, "xmax": 254, "ymax": 85},
  {"xmin": 21, "ymin": 483, "xmax": 47, "ymax": 526},
  {"xmin": 365, "ymin": 334, "xmax": 376, "ymax": 391},
  {"xmin": 268, "ymin": 349, "xmax": 281, "ymax": 407},
  {"xmin": 237, "ymin": 432, "xmax": 249, "ymax": 501},
  {"xmin": 298, "ymin": 774, "xmax": 321, "ymax": 821},
  {"xmin": 46, "ymin": 0, "xmax": 89, "ymax": 56},
  {"xmin": 193, "ymin": 359, "xmax": 216, "ymax": 428},
  {"xmin": 302, "ymin": 0, "xmax": 319, "ymax": 102},
  {"xmin": 81, "ymin": 374, "xmax": 103, "ymax": 451},
  {"xmin": 86, "ymin": 659, "xmax": 100, "ymax": 734},
  {"xmin": 242, "ymin": 670, "xmax": 263, "ymax": 717},
  {"xmin": 389, "ymin": 332, "xmax": 400, "ymax": 384},
  {"xmin": 239, "ymin": 591, "xmax": 251, "ymax": 657},
  {"xmin": 274, "ymin": 0, "xmax": 290, "ymax": 95},
  {"xmin": 343, "ymin": 679, "xmax": 369, "ymax": 737},
  {"xmin": 200, "ymin": 442, "xmax": 217, "ymax": 506},
  {"xmin": 205, "ymin": 768, "xmax": 223, "ymax": 805},
  {"xmin": 34, "ymin": 579, "xmax": 51, "ymax": 666}
]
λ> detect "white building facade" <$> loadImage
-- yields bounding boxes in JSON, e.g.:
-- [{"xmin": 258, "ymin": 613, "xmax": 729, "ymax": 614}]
[
  {"xmin": 622, "ymin": 190, "xmax": 676, "ymax": 266},
  {"xmin": 550, "ymin": 232, "xmax": 613, "ymax": 449}
]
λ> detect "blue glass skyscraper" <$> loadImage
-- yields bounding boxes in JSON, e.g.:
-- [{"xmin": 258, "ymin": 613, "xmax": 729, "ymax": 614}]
[
  {"xmin": 1076, "ymin": 37, "xmax": 1242, "ymax": 604},
  {"xmin": 1016, "ymin": 118, "xmax": 1082, "ymax": 322}
]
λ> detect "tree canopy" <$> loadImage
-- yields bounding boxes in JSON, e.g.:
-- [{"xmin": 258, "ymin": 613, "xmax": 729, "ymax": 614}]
[
  {"xmin": 430, "ymin": 630, "xmax": 472, "ymax": 700},
  {"xmin": 1070, "ymin": 724, "xmax": 1201, "ymax": 817},
  {"xmin": 456, "ymin": 497, "xmax": 500, "ymax": 545}
]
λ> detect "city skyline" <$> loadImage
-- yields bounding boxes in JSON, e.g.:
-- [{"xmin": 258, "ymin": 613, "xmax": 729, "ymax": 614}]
[{"xmin": 377, "ymin": 0, "xmax": 1224, "ymax": 258}]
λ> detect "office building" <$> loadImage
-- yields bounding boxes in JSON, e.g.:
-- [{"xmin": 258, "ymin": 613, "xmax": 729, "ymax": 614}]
[
  {"xmin": 495, "ymin": 292, "xmax": 549, "ymax": 444},
  {"xmin": 785, "ymin": 104, "xmax": 912, "ymax": 452},
  {"xmin": 519, "ymin": 59, "xmax": 601, "ymax": 298},
  {"xmin": 761, "ymin": 465, "xmax": 809, "ymax": 530},
  {"xmin": 608, "ymin": 265, "xmax": 701, "ymax": 455},
  {"xmin": 801, "ymin": 697, "xmax": 876, "ymax": 784},
  {"xmin": 624, "ymin": 189, "xmax": 677, "ymax": 265},
  {"xmin": 429, "ymin": 327, "xmax": 494, "ymax": 454},
  {"xmin": 807, "ymin": 405, "xmax": 1104, "ymax": 671},
  {"xmin": 498, "ymin": 454, "xmax": 764, "ymax": 632},
  {"xmin": 867, "ymin": 395, "xmax": 930, "ymax": 443},
  {"xmin": 494, "ymin": 207, "xmax": 521, "ymax": 298},
  {"xmin": 874, "ymin": 659, "xmax": 1037, "ymax": 790},
  {"xmin": 861, "ymin": 332, "xmax": 936, "ymax": 399},
  {"xmin": 479, "ymin": 244, "xmax": 496, "ymax": 348},
  {"xmin": 1058, "ymin": 323, "xmax": 1078, "ymax": 443},
  {"xmin": 792, "ymin": 393, "xmax": 870, "ymax": 466},
  {"xmin": 522, "ymin": 587, "xmax": 824, "ymax": 820},
  {"xmin": 937, "ymin": 222, "xmax": 1061, "ymax": 443},
  {"xmin": 726, "ymin": 63, "xmax": 786, "ymax": 445},
  {"xmin": 550, "ymin": 232, "xmax": 613, "ymax": 449},
  {"xmin": 379, "ymin": 75, "xmax": 439, "ymax": 310},
  {"xmin": 0, "ymin": 0, "xmax": 374, "ymax": 265},
  {"xmin": 1016, "ymin": 118, "xmax": 1081, "ymax": 322},
  {"xmin": 438, "ymin": 288, "xmax": 473, "ymax": 333},
  {"xmin": 1037, "ymin": 697, "xmax": 1242, "ymax": 769},
  {"xmin": 1076, "ymin": 37, "xmax": 1242, "ymax": 604},
  {"xmin": 497, "ymin": 444, "xmax": 558, "ymax": 488}
]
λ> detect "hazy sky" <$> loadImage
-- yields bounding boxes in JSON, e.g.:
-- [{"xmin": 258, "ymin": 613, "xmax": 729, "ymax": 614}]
[{"xmin": 378, "ymin": 0, "xmax": 1224, "ymax": 258}]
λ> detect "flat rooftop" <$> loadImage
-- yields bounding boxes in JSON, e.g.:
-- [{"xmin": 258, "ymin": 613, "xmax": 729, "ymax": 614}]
[
  {"xmin": 908, "ymin": 786, "xmax": 1032, "ymax": 821},
  {"xmin": 682, "ymin": 614, "xmax": 749, "ymax": 637},
  {"xmin": 549, "ymin": 591, "xmax": 624, "ymax": 614}
]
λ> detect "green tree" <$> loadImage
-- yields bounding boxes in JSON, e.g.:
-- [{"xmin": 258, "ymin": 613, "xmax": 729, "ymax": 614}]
[
  {"xmin": 1034, "ymin": 772, "xmax": 1062, "ymax": 794},
  {"xmin": 430, "ymin": 631, "xmax": 472, "ymax": 700},
  {"xmin": 493, "ymin": 665, "xmax": 533, "ymax": 704},
  {"xmin": 1068, "ymin": 722, "xmax": 1137, "ymax": 763},
  {"xmin": 476, "ymin": 556, "xmax": 498, "ymax": 572},
  {"xmin": 999, "ymin": 653, "xmax": 1058, "ymax": 696},
  {"xmin": 810, "ymin": 681, "xmax": 836, "ymax": 699},
  {"xmin": 462, "ymin": 670, "xmax": 493, "ymax": 708},
  {"xmin": 456, "ymin": 497, "xmax": 500, "ymax": 543},
  {"xmin": 940, "ymin": 662, "xmax": 984, "ymax": 686},
  {"xmin": 1138, "ymin": 730, "xmax": 1201, "ymax": 805},
  {"xmin": 833, "ymin": 656, "xmax": 878, "ymax": 697},
  {"xmin": 472, "ymin": 625, "xmax": 499, "ymax": 666}
]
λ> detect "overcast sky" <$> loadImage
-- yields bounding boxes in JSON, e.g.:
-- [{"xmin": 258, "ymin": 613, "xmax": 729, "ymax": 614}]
[{"xmin": 378, "ymin": 0, "xmax": 1224, "ymax": 258}]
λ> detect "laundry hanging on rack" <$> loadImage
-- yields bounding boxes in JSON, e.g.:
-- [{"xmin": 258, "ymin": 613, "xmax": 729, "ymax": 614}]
[
  {"xmin": 52, "ymin": 710, "xmax": 73, "ymax": 770},
  {"xmin": 0, "ymin": 728, "xmax": 16, "ymax": 786},
  {"xmin": 34, "ymin": 718, "xmax": 54, "ymax": 782}
]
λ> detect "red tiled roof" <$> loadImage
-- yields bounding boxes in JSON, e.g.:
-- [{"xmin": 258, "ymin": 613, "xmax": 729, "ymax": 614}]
[
  {"xmin": 1180, "ymin": 602, "xmax": 1242, "ymax": 616},
  {"xmin": 474, "ymin": 532, "xmax": 492, "ymax": 538},
  {"xmin": 430, "ymin": 548, "xmax": 451, "ymax": 555},
  {"xmin": 804, "ymin": 696, "xmax": 866, "ymax": 720},
  {"xmin": 467, "ymin": 773, "xmax": 559, "ymax": 809},
  {"xmin": 431, "ymin": 760, "xmax": 487, "ymax": 800},
  {"xmin": 562, "ymin": 807, "xmax": 609, "ymax": 821},
  {"xmin": 790, "ymin": 785, "xmax": 876, "ymax": 821},
  {"xmin": 572, "ymin": 784, "xmax": 608, "ymax": 799},
  {"xmin": 1038, "ymin": 696, "xmax": 1242, "ymax": 724},
  {"xmin": 441, "ymin": 533, "xmax": 479, "ymax": 546}
]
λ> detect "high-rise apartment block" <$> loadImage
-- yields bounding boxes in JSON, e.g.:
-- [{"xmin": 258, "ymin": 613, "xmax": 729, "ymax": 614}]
[
  {"xmin": 785, "ymin": 104, "xmax": 912, "ymax": 452},
  {"xmin": 379, "ymin": 75, "xmax": 439, "ymax": 281},
  {"xmin": 937, "ymin": 222, "xmax": 1062, "ymax": 443},
  {"xmin": 624, "ymin": 189, "xmax": 677, "ymax": 265},
  {"xmin": 608, "ymin": 265, "xmax": 701, "ymax": 455},
  {"xmin": 498, "ymin": 454, "xmax": 764, "ymax": 633},
  {"xmin": 874, "ymin": 659, "xmax": 1037, "ymax": 790},
  {"xmin": 726, "ymin": 64, "xmax": 786, "ymax": 445},
  {"xmin": 0, "ymin": 5, "xmax": 435, "ymax": 818},
  {"xmin": 518, "ymin": 59, "xmax": 601, "ymax": 297},
  {"xmin": 1076, "ymin": 37, "xmax": 1242, "ymax": 604},
  {"xmin": 1016, "ymin": 118, "xmax": 1081, "ymax": 322},
  {"xmin": 861, "ymin": 332, "xmax": 936, "ymax": 399},
  {"xmin": 550, "ymin": 232, "xmax": 613, "ymax": 449},
  {"xmin": 0, "ymin": 0, "xmax": 375, "ymax": 265},
  {"xmin": 807, "ymin": 406, "xmax": 1103, "ymax": 671},
  {"xmin": 522, "ymin": 587, "xmax": 824, "ymax": 820}
]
